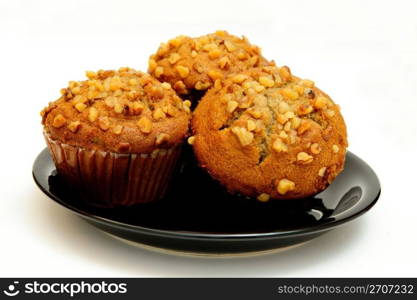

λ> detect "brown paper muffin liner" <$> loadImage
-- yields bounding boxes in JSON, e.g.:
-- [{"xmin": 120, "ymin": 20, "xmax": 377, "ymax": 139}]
[{"xmin": 43, "ymin": 132, "xmax": 182, "ymax": 208}]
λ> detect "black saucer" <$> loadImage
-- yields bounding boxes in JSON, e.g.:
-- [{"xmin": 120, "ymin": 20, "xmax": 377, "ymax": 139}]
[{"xmin": 32, "ymin": 148, "xmax": 380, "ymax": 255}]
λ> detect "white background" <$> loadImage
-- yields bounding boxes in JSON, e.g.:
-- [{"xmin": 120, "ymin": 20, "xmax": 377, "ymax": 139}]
[{"xmin": 0, "ymin": 0, "xmax": 416, "ymax": 277}]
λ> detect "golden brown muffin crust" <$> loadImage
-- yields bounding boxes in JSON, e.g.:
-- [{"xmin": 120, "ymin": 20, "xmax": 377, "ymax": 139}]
[
  {"xmin": 191, "ymin": 66, "xmax": 348, "ymax": 200},
  {"xmin": 41, "ymin": 68, "xmax": 191, "ymax": 153},
  {"xmin": 148, "ymin": 30, "xmax": 273, "ymax": 98}
]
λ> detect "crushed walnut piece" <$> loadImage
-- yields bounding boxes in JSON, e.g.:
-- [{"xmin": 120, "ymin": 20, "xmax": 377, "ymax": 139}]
[
  {"xmin": 257, "ymin": 193, "xmax": 270, "ymax": 202},
  {"xmin": 52, "ymin": 114, "xmax": 66, "ymax": 128},
  {"xmin": 277, "ymin": 179, "xmax": 295, "ymax": 195}
]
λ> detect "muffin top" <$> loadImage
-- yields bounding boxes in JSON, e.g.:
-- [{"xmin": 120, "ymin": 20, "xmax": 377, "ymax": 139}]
[
  {"xmin": 148, "ymin": 30, "xmax": 273, "ymax": 97},
  {"xmin": 41, "ymin": 68, "xmax": 191, "ymax": 153},
  {"xmin": 191, "ymin": 66, "xmax": 348, "ymax": 200}
]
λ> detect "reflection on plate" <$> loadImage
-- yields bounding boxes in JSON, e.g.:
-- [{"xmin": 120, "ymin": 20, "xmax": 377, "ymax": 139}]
[{"xmin": 33, "ymin": 148, "xmax": 380, "ymax": 256}]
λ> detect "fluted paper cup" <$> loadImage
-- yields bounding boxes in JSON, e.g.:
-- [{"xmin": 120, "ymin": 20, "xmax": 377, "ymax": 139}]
[{"xmin": 44, "ymin": 132, "xmax": 181, "ymax": 208}]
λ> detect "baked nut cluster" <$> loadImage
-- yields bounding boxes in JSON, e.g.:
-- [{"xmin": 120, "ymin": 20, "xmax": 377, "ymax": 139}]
[
  {"xmin": 41, "ymin": 67, "xmax": 191, "ymax": 153},
  {"xmin": 148, "ymin": 30, "xmax": 272, "ymax": 98},
  {"xmin": 191, "ymin": 65, "xmax": 348, "ymax": 200}
]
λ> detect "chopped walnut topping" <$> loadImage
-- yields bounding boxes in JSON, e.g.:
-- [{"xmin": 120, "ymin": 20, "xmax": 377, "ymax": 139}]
[
  {"xmin": 224, "ymin": 40, "xmax": 237, "ymax": 52},
  {"xmin": 98, "ymin": 116, "xmax": 110, "ymax": 131},
  {"xmin": 278, "ymin": 101, "xmax": 290, "ymax": 114},
  {"xmin": 169, "ymin": 36, "xmax": 186, "ymax": 47},
  {"xmin": 52, "ymin": 114, "xmax": 66, "ymax": 128},
  {"xmin": 85, "ymin": 71, "xmax": 97, "ymax": 79},
  {"xmin": 258, "ymin": 76, "xmax": 275, "ymax": 87},
  {"xmin": 104, "ymin": 96, "xmax": 115, "ymax": 108},
  {"xmin": 208, "ymin": 48, "xmax": 222, "ymax": 59},
  {"xmin": 278, "ymin": 66, "xmax": 291, "ymax": 81},
  {"xmin": 161, "ymin": 82, "xmax": 171, "ymax": 89},
  {"xmin": 284, "ymin": 111, "xmax": 295, "ymax": 119},
  {"xmin": 114, "ymin": 102, "xmax": 124, "ymax": 114},
  {"xmin": 183, "ymin": 100, "xmax": 192, "ymax": 108},
  {"xmin": 297, "ymin": 120, "xmax": 311, "ymax": 135},
  {"xmin": 297, "ymin": 152, "xmax": 313, "ymax": 164},
  {"xmin": 291, "ymin": 117, "xmax": 301, "ymax": 129},
  {"xmin": 279, "ymin": 131, "xmax": 288, "ymax": 140},
  {"xmin": 218, "ymin": 56, "xmax": 230, "ymax": 69},
  {"xmin": 195, "ymin": 81, "xmax": 211, "ymax": 90},
  {"xmin": 168, "ymin": 53, "xmax": 181, "ymax": 64},
  {"xmin": 232, "ymin": 74, "xmax": 248, "ymax": 83},
  {"xmin": 187, "ymin": 136, "xmax": 196, "ymax": 145},
  {"xmin": 254, "ymin": 83, "xmax": 265, "ymax": 93},
  {"xmin": 247, "ymin": 120, "xmax": 256, "ymax": 131},
  {"xmin": 183, "ymin": 103, "xmax": 191, "ymax": 113},
  {"xmin": 174, "ymin": 80, "xmax": 188, "ymax": 94},
  {"xmin": 137, "ymin": 116, "xmax": 153, "ymax": 134},
  {"xmin": 71, "ymin": 86, "xmax": 81, "ymax": 94},
  {"xmin": 284, "ymin": 121, "xmax": 292, "ymax": 132},
  {"xmin": 294, "ymin": 85, "xmax": 304, "ymax": 96},
  {"xmin": 214, "ymin": 79, "xmax": 222, "ymax": 90},
  {"xmin": 272, "ymin": 138, "xmax": 288, "ymax": 153},
  {"xmin": 314, "ymin": 96, "xmax": 328, "ymax": 109},
  {"xmin": 67, "ymin": 120, "xmax": 81, "ymax": 133},
  {"xmin": 74, "ymin": 102, "xmax": 87, "ymax": 113},
  {"xmin": 208, "ymin": 70, "xmax": 223, "ymax": 80},
  {"xmin": 237, "ymin": 51, "xmax": 248, "ymax": 60},
  {"xmin": 277, "ymin": 114, "xmax": 288, "ymax": 125},
  {"xmin": 128, "ymin": 78, "xmax": 138, "ymax": 86},
  {"xmin": 280, "ymin": 88, "xmax": 298, "ymax": 100},
  {"xmin": 193, "ymin": 63, "xmax": 205, "ymax": 73},
  {"xmin": 231, "ymin": 126, "xmax": 254, "ymax": 146},
  {"xmin": 248, "ymin": 109, "xmax": 262, "ymax": 119},
  {"xmin": 248, "ymin": 55, "xmax": 259, "ymax": 66},
  {"xmin": 112, "ymin": 124, "xmax": 123, "ymax": 135},
  {"xmin": 277, "ymin": 179, "xmax": 295, "ymax": 195},
  {"xmin": 297, "ymin": 104, "xmax": 313, "ymax": 115},
  {"xmin": 148, "ymin": 59, "xmax": 157, "ymax": 72},
  {"xmin": 157, "ymin": 42, "xmax": 169, "ymax": 56},
  {"xmin": 130, "ymin": 101, "xmax": 144, "ymax": 115},
  {"xmin": 318, "ymin": 167, "xmax": 327, "ymax": 177},
  {"xmin": 257, "ymin": 193, "xmax": 270, "ymax": 202},
  {"xmin": 203, "ymin": 43, "xmax": 217, "ymax": 52},
  {"xmin": 153, "ymin": 107, "xmax": 166, "ymax": 120},
  {"xmin": 227, "ymin": 100, "xmax": 239, "ymax": 113},
  {"xmin": 175, "ymin": 65, "xmax": 189, "ymax": 78},
  {"xmin": 325, "ymin": 109, "xmax": 335, "ymax": 118},
  {"xmin": 109, "ymin": 76, "xmax": 123, "ymax": 91},
  {"xmin": 310, "ymin": 143, "xmax": 321, "ymax": 154},
  {"xmin": 73, "ymin": 95, "xmax": 87, "ymax": 104},
  {"xmin": 88, "ymin": 107, "xmax": 99, "ymax": 122},
  {"xmin": 162, "ymin": 104, "xmax": 175, "ymax": 117},
  {"xmin": 155, "ymin": 66, "xmax": 164, "ymax": 78},
  {"xmin": 155, "ymin": 133, "xmax": 170, "ymax": 145}
]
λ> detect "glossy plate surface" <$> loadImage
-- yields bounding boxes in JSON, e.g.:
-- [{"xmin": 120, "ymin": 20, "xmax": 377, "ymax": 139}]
[{"xmin": 32, "ymin": 148, "xmax": 380, "ymax": 255}]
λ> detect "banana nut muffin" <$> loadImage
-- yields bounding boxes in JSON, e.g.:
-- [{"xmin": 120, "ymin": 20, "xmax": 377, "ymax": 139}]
[
  {"xmin": 41, "ymin": 67, "xmax": 191, "ymax": 207},
  {"xmin": 148, "ymin": 30, "xmax": 273, "ymax": 103},
  {"xmin": 191, "ymin": 66, "xmax": 348, "ymax": 201}
]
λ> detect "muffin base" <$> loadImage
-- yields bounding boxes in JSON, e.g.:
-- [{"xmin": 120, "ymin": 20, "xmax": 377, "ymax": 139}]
[{"xmin": 44, "ymin": 133, "xmax": 181, "ymax": 208}]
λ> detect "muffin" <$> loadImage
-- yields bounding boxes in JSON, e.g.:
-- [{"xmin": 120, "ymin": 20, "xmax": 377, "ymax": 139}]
[
  {"xmin": 41, "ymin": 67, "xmax": 191, "ymax": 207},
  {"xmin": 148, "ymin": 30, "xmax": 273, "ymax": 103},
  {"xmin": 191, "ymin": 66, "xmax": 348, "ymax": 201}
]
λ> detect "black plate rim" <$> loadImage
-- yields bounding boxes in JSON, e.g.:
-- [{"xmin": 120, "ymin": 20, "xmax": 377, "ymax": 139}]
[{"xmin": 32, "ymin": 149, "xmax": 380, "ymax": 241}]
